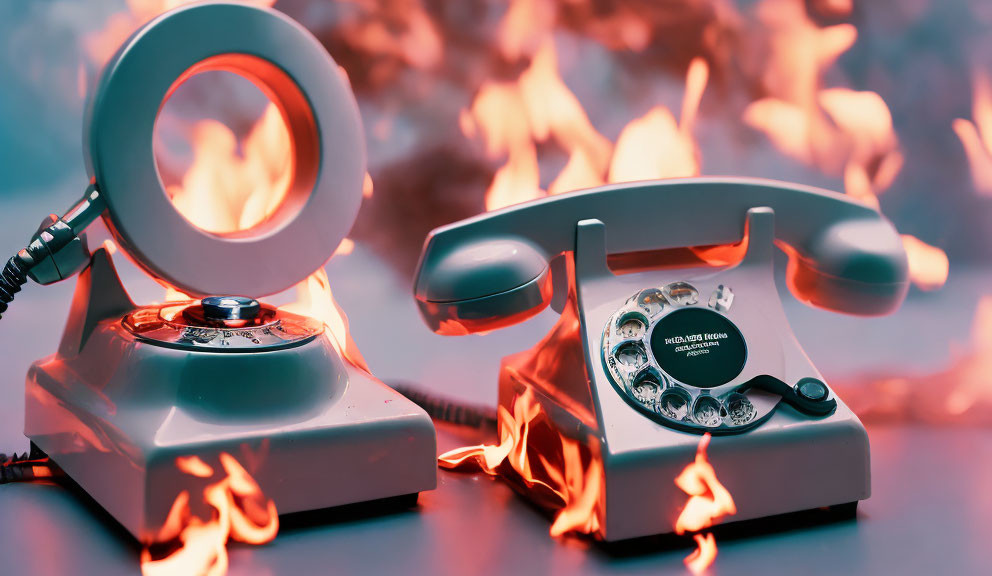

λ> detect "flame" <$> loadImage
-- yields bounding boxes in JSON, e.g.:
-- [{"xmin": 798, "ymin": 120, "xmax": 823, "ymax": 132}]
[
  {"xmin": 464, "ymin": 40, "xmax": 612, "ymax": 210},
  {"xmin": 439, "ymin": 387, "xmax": 604, "ymax": 538},
  {"xmin": 953, "ymin": 69, "xmax": 992, "ymax": 196},
  {"xmin": 362, "ymin": 172, "xmax": 375, "ymax": 198},
  {"xmin": 674, "ymin": 433, "xmax": 736, "ymax": 575},
  {"xmin": 521, "ymin": 41, "xmax": 613, "ymax": 195},
  {"xmin": 466, "ymin": 79, "xmax": 543, "ymax": 210},
  {"xmin": 608, "ymin": 58, "xmax": 708, "ymax": 183},
  {"xmin": 743, "ymin": 0, "xmax": 947, "ymax": 291},
  {"xmin": 942, "ymin": 71, "xmax": 992, "ymax": 422},
  {"xmin": 31, "ymin": 466, "xmax": 53, "ymax": 478},
  {"xmin": 141, "ymin": 452, "xmax": 278, "ymax": 576},
  {"xmin": 334, "ymin": 237, "xmax": 356, "ymax": 257},
  {"xmin": 812, "ymin": 0, "xmax": 853, "ymax": 18},
  {"xmin": 465, "ymin": 46, "xmax": 706, "ymax": 210},
  {"xmin": 499, "ymin": 0, "xmax": 557, "ymax": 62},
  {"xmin": 166, "ymin": 102, "xmax": 292, "ymax": 235},
  {"xmin": 334, "ymin": 0, "xmax": 443, "ymax": 70},
  {"xmin": 281, "ymin": 268, "xmax": 370, "ymax": 372},
  {"xmin": 84, "ymin": 1, "xmax": 277, "ymax": 69},
  {"xmin": 176, "ymin": 455, "xmax": 214, "ymax": 478},
  {"xmin": 832, "ymin": 293, "xmax": 992, "ymax": 425},
  {"xmin": 945, "ymin": 296, "xmax": 992, "ymax": 415},
  {"xmin": 901, "ymin": 234, "xmax": 950, "ymax": 292}
]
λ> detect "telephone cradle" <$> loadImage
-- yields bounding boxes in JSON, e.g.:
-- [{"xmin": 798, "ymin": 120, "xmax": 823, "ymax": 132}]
[{"xmin": 414, "ymin": 177, "xmax": 908, "ymax": 541}]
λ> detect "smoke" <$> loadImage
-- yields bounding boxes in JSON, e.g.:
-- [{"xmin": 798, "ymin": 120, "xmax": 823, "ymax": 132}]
[{"xmin": 2, "ymin": 0, "xmax": 992, "ymax": 271}]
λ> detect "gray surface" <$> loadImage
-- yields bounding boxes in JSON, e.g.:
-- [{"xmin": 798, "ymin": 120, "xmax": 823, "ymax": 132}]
[
  {"xmin": 0, "ymin": 228, "xmax": 988, "ymax": 574},
  {"xmin": 0, "ymin": 425, "xmax": 987, "ymax": 575}
]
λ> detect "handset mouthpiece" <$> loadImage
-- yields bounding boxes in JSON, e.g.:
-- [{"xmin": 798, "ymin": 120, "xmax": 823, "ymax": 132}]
[{"xmin": 0, "ymin": 183, "xmax": 106, "ymax": 320}]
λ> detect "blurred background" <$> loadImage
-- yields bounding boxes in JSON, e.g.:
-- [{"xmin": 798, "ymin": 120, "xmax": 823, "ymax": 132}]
[{"xmin": 0, "ymin": 0, "xmax": 991, "ymax": 440}]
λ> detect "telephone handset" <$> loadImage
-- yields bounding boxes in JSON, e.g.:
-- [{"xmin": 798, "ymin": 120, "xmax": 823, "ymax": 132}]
[{"xmin": 414, "ymin": 177, "xmax": 908, "ymax": 335}]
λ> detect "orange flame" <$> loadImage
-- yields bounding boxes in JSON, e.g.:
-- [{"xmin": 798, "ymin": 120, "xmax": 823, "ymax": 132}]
[
  {"xmin": 439, "ymin": 387, "xmax": 604, "ymax": 538},
  {"xmin": 334, "ymin": 0, "xmax": 443, "ymax": 70},
  {"xmin": 609, "ymin": 58, "xmax": 708, "ymax": 182},
  {"xmin": 944, "ymin": 295, "xmax": 992, "ymax": 416},
  {"xmin": 901, "ymin": 234, "xmax": 950, "ymax": 293},
  {"xmin": 167, "ymin": 102, "xmax": 292, "ymax": 235},
  {"xmin": 141, "ymin": 452, "xmax": 278, "ymax": 576},
  {"xmin": 832, "ymin": 293, "xmax": 992, "ymax": 425},
  {"xmin": 812, "ymin": 0, "xmax": 853, "ymax": 18},
  {"xmin": 674, "ymin": 433, "xmax": 736, "ymax": 575},
  {"xmin": 953, "ymin": 69, "xmax": 992, "ymax": 196},
  {"xmin": 176, "ymin": 455, "xmax": 214, "ymax": 478},
  {"xmin": 743, "ymin": 0, "xmax": 947, "ymax": 291},
  {"xmin": 498, "ymin": 0, "xmax": 556, "ymax": 61},
  {"xmin": 465, "ymin": 47, "xmax": 707, "ymax": 210},
  {"xmin": 281, "ymin": 267, "xmax": 370, "ymax": 373},
  {"xmin": 464, "ymin": 40, "xmax": 612, "ymax": 210},
  {"xmin": 84, "ymin": 1, "xmax": 277, "ymax": 69}
]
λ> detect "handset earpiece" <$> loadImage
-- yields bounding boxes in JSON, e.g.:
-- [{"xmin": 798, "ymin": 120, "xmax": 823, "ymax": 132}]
[
  {"xmin": 783, "ymin": 217, "xmax": 909, "ymax": 316},
  {"xmin": 414, "ymin": 237, "xmax": 553, "ymax": 335}
]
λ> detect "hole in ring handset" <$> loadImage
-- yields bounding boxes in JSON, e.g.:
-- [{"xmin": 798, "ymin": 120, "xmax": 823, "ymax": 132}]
[{"xmin": 154, "ymin": 54, "xmax": 320, "ymax": 239}]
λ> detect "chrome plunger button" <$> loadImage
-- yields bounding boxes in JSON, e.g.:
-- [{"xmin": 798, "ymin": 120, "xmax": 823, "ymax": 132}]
[{"xmin": 201, "ymin": 296, "xmax": 262, "ymax": 322}]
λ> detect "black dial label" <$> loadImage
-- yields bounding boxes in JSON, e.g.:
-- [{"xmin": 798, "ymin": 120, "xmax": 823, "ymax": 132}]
[{"xmin": 649, "ymin": 308, "xmax": 746, "ymax": 388}]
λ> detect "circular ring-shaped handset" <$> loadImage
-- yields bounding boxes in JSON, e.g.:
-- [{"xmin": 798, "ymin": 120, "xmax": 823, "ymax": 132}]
[{"xmin": 84, "ymin": 2, "xmax": 365, "ymax": 298}]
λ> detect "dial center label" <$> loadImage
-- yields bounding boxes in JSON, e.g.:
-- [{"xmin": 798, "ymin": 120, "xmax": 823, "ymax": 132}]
[{"xmin": 650, "ymin": 308, "xmax": 746, "ymax": 388}]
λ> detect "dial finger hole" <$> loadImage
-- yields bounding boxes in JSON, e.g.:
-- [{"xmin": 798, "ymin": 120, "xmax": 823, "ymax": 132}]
[
  {"xmin": 615, "ymin": 341, "xmax": 648, "ymax": 369},
  {"xmin": 726, "ymin": 393, "xmax": 756, "ymax": 426},
  {"xmin": 663, "ymin": 282, "xmax": 699, "ymax": 306},
  {"xmin": 616, "ymin": 312, "xmax": 648, "ymax": 339},
  {"xmin": 693, "ymin": 395, "xmax": 722, "ymax": 427},
  {"xmin": 631, "ymin": 288, "xmax": 666, "ymax": 315},
  {"xmin": 630, "ymin": 369, "xmax": 664, "ymax": 406},
  {"xmin": 657, "ymin": 388, "xmax": 691, "ymax": 421}
]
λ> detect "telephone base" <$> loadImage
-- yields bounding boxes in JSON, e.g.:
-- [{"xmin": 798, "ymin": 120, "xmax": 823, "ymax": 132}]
[{"xmin": 24, "ymin": 332, "xmax": 437, "ymax": 543}]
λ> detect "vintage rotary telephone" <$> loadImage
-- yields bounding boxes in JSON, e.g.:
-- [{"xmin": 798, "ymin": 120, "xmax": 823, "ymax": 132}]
[
  {"xmin": 414, "ymin": 177, "xmax": 907, "ymax": 540},
  {"xmin": 2, "ymin": 3, "xmax": 435, "ymax": 542}
]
